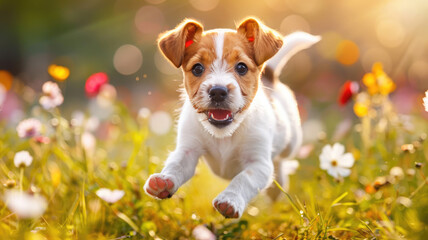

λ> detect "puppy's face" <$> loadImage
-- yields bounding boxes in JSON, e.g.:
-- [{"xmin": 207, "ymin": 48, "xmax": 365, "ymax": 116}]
[{"xmin": 159, "ymin": 18, "xmax": 283, "ymax": 138}]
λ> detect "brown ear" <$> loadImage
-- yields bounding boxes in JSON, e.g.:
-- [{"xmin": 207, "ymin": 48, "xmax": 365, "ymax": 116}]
[
  {"xmin": 158, "ymin": 19, "xmax": 204, "ymax": 68},
  {"xmin": 237, "ymin": 18, "xmax": 283, "ymax": 66}
]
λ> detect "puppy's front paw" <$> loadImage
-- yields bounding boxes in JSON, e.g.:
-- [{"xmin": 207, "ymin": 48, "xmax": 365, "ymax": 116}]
[
  {"xmin": 213, "ymin": 192, "xmax": 245, "ymax": 218},
  {"xmin": 144, "ymin": 174, "xmax": 176, "ymax": 199}
]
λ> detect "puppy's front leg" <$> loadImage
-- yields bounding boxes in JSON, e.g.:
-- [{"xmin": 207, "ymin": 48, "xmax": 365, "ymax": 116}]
[
  {"xmin": 144, "ymin": 146, "xmax": 201, "ymax": 199},
  {"xmin": 213, "ymin": 160, "xmax": 273, "ymax": 218}
]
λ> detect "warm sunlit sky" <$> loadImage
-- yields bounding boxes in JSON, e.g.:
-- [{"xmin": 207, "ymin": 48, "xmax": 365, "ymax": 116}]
[{"xmin": 1, "ymin": 0, "xmax": 428, "ymax": 116}]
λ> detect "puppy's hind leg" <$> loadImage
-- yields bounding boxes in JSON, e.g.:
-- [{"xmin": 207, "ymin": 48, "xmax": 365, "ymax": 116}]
[{"xmin": 267, "ymin": 158, "xmax": 299, "ymax": 200}]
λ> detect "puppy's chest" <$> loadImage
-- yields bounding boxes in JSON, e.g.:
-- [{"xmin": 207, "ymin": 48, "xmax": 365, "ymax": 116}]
[{"xmin": 202, "ymin": 138, "xmax": 243, "ymax": 179}]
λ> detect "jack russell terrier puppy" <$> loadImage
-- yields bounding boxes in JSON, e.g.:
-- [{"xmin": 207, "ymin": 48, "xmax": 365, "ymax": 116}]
[{"xmin": 144, "ymin": 17, "xmax": 320, "ymax": 218}]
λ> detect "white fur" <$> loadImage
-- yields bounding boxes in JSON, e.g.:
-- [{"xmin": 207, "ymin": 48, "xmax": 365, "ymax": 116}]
[
  {"xmin": 266, "ymin": 31, "xmax": 321, "ymax": 78},
  {"xmin": 145, "ymin": 30, "xmax": 320, "ymax": 218}
]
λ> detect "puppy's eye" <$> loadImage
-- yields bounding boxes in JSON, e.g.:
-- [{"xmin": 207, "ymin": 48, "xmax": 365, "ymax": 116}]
[
  {"xmin": 235, "ymin": 62, "xmax": 248, "ymax": 76},
  {"xmin": 192, "ymin": 63, "xmax": 204, "ymax": 77}
]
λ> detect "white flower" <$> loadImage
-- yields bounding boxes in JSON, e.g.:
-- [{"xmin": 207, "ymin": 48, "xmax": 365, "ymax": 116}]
[
  {"xmin": 96, "ymin": 188, "xmax": 124, "ymax": 203},
  {"xmin": 85, "ymin": 116, "xmax": 100, "ymax": 132},
  {"xmin": 14, "ymin": 151, "xmax": 33, "ymax": 168},
  {"xmin": 279, "ymin": 160, "xmax": 300, "ymax": 192},
  {"xmin": 281, "ymin": 160, "xmax": 299, "ymax": 175},
  {"xmin": 81, "ymin": 132, "xmax": 96, "ymax": 156},
  {"xmin": 390, "ymin": 166, "xmax": 404, "ymax": 180},
  {"xmin": 39, "ymin": 81, "xmax": 63, "ymax": 110},
  {"xmin": 138, "ymin": 107, "xmax": 151, "ymax": 120},
  {"xmin": 96, "ymin": 84, "xmax": 117, "ymax": 107},
  {"xmin": 4, "ymin": 190, "xmax": 47, "ymax": 219},
  {"xmin": 423, "ymin": 90, "xmax": 428, "ymax": 112},
  {"xmin": 149, "ymin": 111, "xmax": 172, "ymax": 135},
  {"xmin": 71, "ymin": 111, "xmax": 85, "ymax": 127},
  {"xmin": 192, "ymin": 225, "xmax": 216, "ymax": 240},
  {"xmin": 70, "ymin": 111, "xmax": 99, "ymax": 132},
  {"xmin": 16, "ymin": 118, "xmax": 42, "ymax": 138},
  {"xmin": 319, "ymin": 143, "xmax": 354, "ymax": 178}
]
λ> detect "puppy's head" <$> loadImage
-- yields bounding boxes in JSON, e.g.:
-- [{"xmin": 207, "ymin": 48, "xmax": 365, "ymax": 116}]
[{"xmin": 159, "ymin": 18, "xmax": 283, "ymax": 138}]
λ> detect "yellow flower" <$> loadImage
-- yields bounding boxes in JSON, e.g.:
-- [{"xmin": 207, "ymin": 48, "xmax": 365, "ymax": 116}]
[
  {"xmin": 354, "ymin": 103, "xmax": 369, "ymax": 117},
  {"xmin": 48, "ymin": 64, "xmax": 70, "ymax": 81},
  {"xmin": 362, "ymin": 62, "xmax": 396, "ymax": 96},
  {"xmin": 372, "ymin": 62, "xmax": 384, "ymax": 77},
  {"xmin": 353, "ymin": 92, "xmax": 370, "ymax": 117},
  {"xmin": 377, "ymin": 74, "xmax": 396, "ymax": 95}
]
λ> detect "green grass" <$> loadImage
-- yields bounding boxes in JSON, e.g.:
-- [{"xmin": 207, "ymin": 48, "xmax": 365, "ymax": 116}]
[{"xmin": 1, "ymin": 92, "xmax": 428, "ymax": 240}]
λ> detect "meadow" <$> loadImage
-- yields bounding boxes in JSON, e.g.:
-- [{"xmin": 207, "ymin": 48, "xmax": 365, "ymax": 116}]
[{"xmin": 1, "ymin": 63, "xmax": 428, "ymax": 239}]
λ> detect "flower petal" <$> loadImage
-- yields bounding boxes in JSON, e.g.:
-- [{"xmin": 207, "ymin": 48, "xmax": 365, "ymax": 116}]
[
  {"xmin": 331, "ymin": 143, "xmax": 345, "ymax": 158},
  {"xmin": 338, "ymin": 153, "xmax": 355, "ymax": 168},
  {"xmin": 320, "ymin": 161, "xmax": 330, "ymax": 170},
  {"xmin": 337, "ymin": 167, "xmax": 351, "ymax": 177},
  {"xmin": 327, "ymin": 167, "xmax": 339, "ymax": 178}
]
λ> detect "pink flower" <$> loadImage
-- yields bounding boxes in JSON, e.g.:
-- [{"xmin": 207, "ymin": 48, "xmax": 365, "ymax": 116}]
[
  {"xmin": 39, "ymin": 81, "xmax": 64, "ymax": 109},
  {"xmin": 34, "ymin": 136, "xmax": 50, "ymax": 144},
  {"xmin": 85, "ymin": 72, "xmax": 109, "ymax": 98},
  {"xmin": 16, "ymin": 118, "xmax": 42, "ymax": 138}
]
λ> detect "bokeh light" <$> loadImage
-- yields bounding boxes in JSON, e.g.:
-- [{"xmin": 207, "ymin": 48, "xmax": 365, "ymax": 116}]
[
  {"xmin": 336, "ymin": 40, "xmax": 360, "ymax": 65},
  {"xmin": 149, "ymin": 111, "xmax": 172, "ymax": 135},
  {"xmin": 0, "ymin": 70, "xmax": 13, "ymax": 91},
  {"xmin": 408, "ymin": 60, "xmax": 428, "ymax": 89},
  {"xmin": 316, "ymin": 32, "xmax": 342, "ymax": 60},
  {"xmin": 376, "ymin": 18, "xmax": 405, "ymax": 48},
  {"xmin": 154, "ymin": 50, "xmax": 180, "ymax": 75},
  {"xmin": 361, "ymin": 48, "xmax": 392, "ymax": 73},
  {"xmin": 279, "ymin": 15, "xmax": 311, "ymax": 35},
  {"xmin": 135, "ymin": 6, "xmax": 165, "ymax": 35},
  {"xmin": 189, "ymin": 0, "xmax": 219, "ymax": 12},
  {"xmin": 48, "ymin": 64, "xmax": 70, "ymax": 82},
  {"xmin": 145, "ymin": 0, "xmax": 165, "ymax": 4},
  {"xmin": 264, "ymin": 0, "xmax": 288, "ymax": 12},
  {"xmin": 284, "ymin": 0, "xmax": 321, "ymax": 14},
  {"xmin": 113, "ymin": 44, "xmax": 143, "ymax": 75}
]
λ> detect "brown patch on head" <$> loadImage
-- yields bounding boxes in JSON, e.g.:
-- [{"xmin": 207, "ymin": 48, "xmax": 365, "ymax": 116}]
[
  {"xmin": 181, "ymin": 32, "xmax": 217, "ymax": 106},
  {"xmin": 158, "ymin": 18, "xmax": 284, "ymax": 114},
  {"xmin": 158, "ymin": 19, "xmax": 204, "ymax": 68},
  {"xmin": 222, "ymin": 32, "xmax": 260, "ymax": 110},
  {"xmin": 237, "ymin": 17, "xmax": 283, "ymax": 66}
]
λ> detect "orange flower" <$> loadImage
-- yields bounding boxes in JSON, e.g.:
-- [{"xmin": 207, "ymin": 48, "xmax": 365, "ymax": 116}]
[
  {"xmin": 0, "ymin": 70, "xmax": 13, "ymax": 90},
  {"xmin": 48, "ymin": 64, "xmax": 70, "ymax": 81}
]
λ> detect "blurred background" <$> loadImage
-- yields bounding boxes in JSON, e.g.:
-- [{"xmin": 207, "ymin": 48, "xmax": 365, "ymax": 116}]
[{"xmin": 1, "ymin": 0, "xmax": 428, "ymax": 134}]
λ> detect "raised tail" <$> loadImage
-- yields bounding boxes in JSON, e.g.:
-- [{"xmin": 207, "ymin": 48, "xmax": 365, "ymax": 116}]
[{"xmin": 264, "ymin": 31, "xmax": 321, "ymax": 81}]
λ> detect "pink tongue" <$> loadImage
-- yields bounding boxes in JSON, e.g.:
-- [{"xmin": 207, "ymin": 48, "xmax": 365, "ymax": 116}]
[{"xmin": 209, "ymin": 109, "xmax": 231, "ymax": 120}]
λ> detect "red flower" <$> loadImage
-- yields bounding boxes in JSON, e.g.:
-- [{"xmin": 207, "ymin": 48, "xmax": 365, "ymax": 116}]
[
  {"xmin": 34, "ymin": 136, "xmax": 50, "ymax": 144},
  {"xmin": 85, "ymin": 72, "xmax": 109, "ymax": 97},
  {"xmin": 338, "ymin": 81, "xmax": 359, "ymax": 106}
]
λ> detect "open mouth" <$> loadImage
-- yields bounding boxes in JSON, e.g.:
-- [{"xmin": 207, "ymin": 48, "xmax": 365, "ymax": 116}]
[{"xmin": 207, "ymin": 109, "xmax": 233, "ymax": 127}]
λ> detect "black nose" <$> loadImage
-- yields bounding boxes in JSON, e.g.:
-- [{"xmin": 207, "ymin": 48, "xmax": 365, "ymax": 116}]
[{"xmin": 209, "ymin": 86, "xmax": 228, "ymax": 102}]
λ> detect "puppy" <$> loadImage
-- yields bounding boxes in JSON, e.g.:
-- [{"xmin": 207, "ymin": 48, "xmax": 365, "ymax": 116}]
[{"xmin": 144, "ymin": 17, "xmax": 320, "ymax": 218}]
